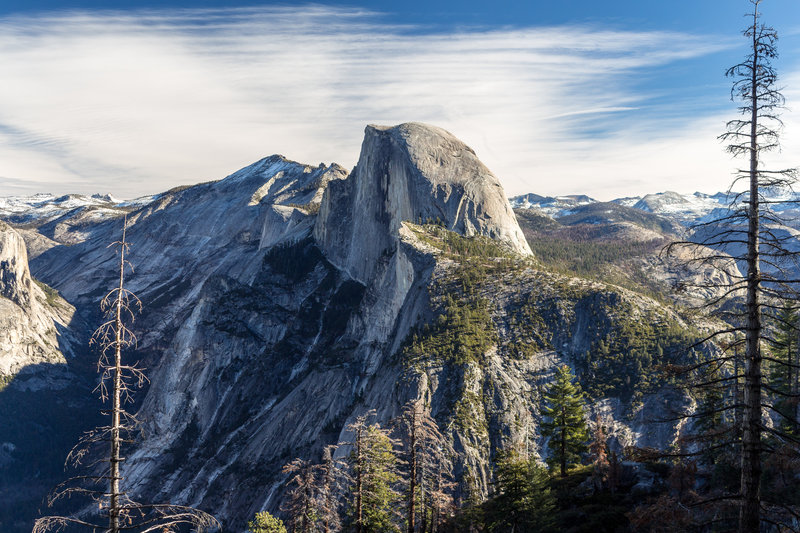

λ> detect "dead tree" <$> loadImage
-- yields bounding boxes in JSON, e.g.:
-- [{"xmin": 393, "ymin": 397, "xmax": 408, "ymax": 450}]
[
  {"xmin": 395, "ymin": 400, "xmax": 454, "ymax": 533},
  {"xmin": 33, "ymin": 216, "xmax": 218, "ymax": 533},
  {"xmin": 317, "ymin": 445, "xmax": 344, "ymax": 533},
  {"xmin": 282, "ymin": 458, "xmax": 317, "ymax": 533},
  {"xmin": 281, "ymin": 446, "xmax": 347, "ymax": 533},
  {"xmin": 665, "ymin": 1, "xmax": 798, "ymax": 530}
]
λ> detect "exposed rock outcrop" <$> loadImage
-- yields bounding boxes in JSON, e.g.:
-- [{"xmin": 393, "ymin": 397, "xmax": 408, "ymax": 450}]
[
  {"xmin": 0, "ymin": 221, "xmax": 77, "ymax": 389},
  {"xmin": 315, "ymin": 123, "xmax": 531, "ymax": 283}
]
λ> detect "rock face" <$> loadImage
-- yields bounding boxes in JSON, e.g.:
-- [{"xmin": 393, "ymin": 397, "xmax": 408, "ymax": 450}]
[
  {"xmin": 315, "ymin": 123, "xmax": 531, "ymax": 283},
  {"xmin": 2, "ymin": 124, "xmax": 701, "ymax": 532},
  {"xmin": 0, "ymin": 221, "xmax": 33, "ymax": 308},
  {"xmin": 0, "ymin": 221, "xmax": 77, "ymax": 388}
]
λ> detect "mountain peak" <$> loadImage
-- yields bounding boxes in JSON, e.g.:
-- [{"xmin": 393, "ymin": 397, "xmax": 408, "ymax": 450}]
[{"xmin": 315, "ymin": 122, "xmax": 531, "ymax": 282}]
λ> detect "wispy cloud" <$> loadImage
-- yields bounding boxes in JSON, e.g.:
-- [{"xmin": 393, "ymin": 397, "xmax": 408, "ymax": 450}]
[{"xmin": 0, "ymin": 5, "xmax": 793, "ymax": 200}]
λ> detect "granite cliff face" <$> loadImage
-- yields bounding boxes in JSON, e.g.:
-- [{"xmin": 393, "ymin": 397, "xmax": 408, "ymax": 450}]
[
  {"xmin": 1, "ymin": 123, "xmax": 705, "ymax": 532},
  {"xmin": 0, "ymin": 221, "xmax": 77, "ymax": 389},
  {"xmin": 315, "ymin": 123, "xmax": 531, "ymax": 283}
]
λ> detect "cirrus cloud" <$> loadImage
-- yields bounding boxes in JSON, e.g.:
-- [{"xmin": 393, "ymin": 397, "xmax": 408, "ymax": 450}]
[{"xmin": 0, "ymin": 5, "xmax": 796, "ymax": 200}]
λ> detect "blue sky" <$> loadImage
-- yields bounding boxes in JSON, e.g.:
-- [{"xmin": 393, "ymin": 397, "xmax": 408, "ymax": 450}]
[{"xmin": 0, "ymin": 0, "xmax": 799, "ymax": 200}]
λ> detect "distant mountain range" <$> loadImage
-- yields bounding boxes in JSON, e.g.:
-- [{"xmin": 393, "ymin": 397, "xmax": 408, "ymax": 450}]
[
  {"xmin": 510, "ymin": 189, "xmax": 800, "ymax": 229},
  {"xmin": 4, "ymin": 188, "xmax": 793, "ymax": 235}
]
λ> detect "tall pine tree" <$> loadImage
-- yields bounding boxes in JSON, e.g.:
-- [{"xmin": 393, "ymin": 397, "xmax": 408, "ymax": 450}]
[
  {"xmin": 541, "ymin": 365, "xmax": 589, "ymax": 477},
  {"xmin": 346, "ymin": 414, "xmax": 403, "ymax": 533}
]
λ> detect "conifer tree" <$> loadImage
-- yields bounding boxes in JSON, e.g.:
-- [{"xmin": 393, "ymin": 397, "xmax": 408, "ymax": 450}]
[
  {"xmin": 588, "ymin": 417, "xmax": 609, "ymax": 489},
  {"xmin": 397, "ymin": 399, "xmax": 453, "ymax": 533},
  {"xmin": 317, "ymin": 445, "xmax": 344, "ymax": 533},
  {"xmin": 248, "ymin": 511, "xmax": 288, "ymax": 533},
  {"xmin": 663, "ymin": 2, "xmax": 799, "ymax": 526},
  {"xmin": 540, "ymin": 365, "xmax": 589, "ymax": 477},
  {"xmin": 768, "ymin": 303, "xmax": 799, "ymax": 437},
  {"xmin": 282, "ymin": 458, "xmax": 318, "ymax": 533},
  {"xmin": 483, "ymin": 450, "xmax": 555, "ymax": 532},
  {"xmin": 346, "ymin": 413, "xmax": 402, "ymax": 533}
]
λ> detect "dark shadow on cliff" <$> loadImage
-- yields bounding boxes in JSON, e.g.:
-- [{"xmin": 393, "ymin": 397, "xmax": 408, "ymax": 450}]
[{"xmin": 0, "ymin": 315, "xmax": 102, "ymax": 533}]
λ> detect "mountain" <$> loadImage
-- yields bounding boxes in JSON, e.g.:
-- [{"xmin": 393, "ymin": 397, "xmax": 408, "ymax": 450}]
[
  {"xmin": 0, "ymin": 221, "xmax": 97, "ymax": 532},
  {"xmin": 2, "ymin": 124, "xmax": 711, "ymax": 532}
]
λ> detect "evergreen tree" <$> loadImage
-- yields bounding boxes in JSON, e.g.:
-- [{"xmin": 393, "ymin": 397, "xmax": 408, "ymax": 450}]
[
  {"xmin": 691, "ymin": 364, "xmax": 734, "ymax": 469},
  {"xmin": 540, "ymin": 365, "xmax": 589, "ymax": 477},
  {"xmin": 483, "ymin": 450, "xmax": 556, "ymax": 532},
  {"xmin": 248, "ymin": 511, "xmax": 288, "ymax": 533},
  {"xmin": 769, "ymin": 303, "xmax": 799, "ymax": 437},
  {"xmin": 346, "ymin": 414, "xmax": 403, "ymax": 533}
]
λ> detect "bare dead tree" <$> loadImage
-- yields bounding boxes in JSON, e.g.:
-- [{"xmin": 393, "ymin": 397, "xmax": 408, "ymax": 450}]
[
  {"xmin": 282, "ymin": 458, "xmax": 317, "ymax": 533},
  {"xmin": 281, "ymin": 445, "xmax": 347, "ymax": 533},
  {"xmin": 395, "ymin": 400, "xmax": 454, "ymax": 533},
  {"xmin": 664, "ymin": 1, "xmax": 799, "ymax": 530},
  {"xmin": 33, "ymin": 216, "xmax": 218, "ymax": 533},
  {"xmin": 317, "ymin": 445, "xmax": 345, "ymax": 533}
]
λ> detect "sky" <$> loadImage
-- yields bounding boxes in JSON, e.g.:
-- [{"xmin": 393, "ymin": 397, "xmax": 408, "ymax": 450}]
[{"xmin": 0, "ymin": 1, "xmax": 799, "ymax": 200}]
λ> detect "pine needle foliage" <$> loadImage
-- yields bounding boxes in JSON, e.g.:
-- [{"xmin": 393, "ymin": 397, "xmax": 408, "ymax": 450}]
[
  {"xmin": 540, "ymin": 365, "xmax": 590, "ymax": 477},
  {"xmin": 483, "ymin": 450, "xmax": 556, "ymax": 533}
]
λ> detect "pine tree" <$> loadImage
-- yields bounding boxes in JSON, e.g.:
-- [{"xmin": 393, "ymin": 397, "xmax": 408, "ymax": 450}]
[
  {"xmin": 540, "ymin": 365, "xmax": 589, "ymax": 477},
  {"xmin": 346, "ymin": 413, "xmax": 403, "ymax": 533},
  {"xmin": 33, "ymin": 216, "xmax": 217, "ymax": 533},
  {"xmin": 248, "ymin": 511, "xmax": 288, "ymax": 533},
  {"xmin": 281, "ymin": 446, "xmax": 345, "ymax": 533},
  {"xmin": 483, "ymin": 450, "xmax": 556, "ymax": 532},
  {"xmin": 588, "ymin": 417, "xmax": 609, "ymax": 490},
  {"xmin": 282, "ymin": 458, "xmax": 318, "ymax": 533},
  {"xmin": 718, "ymin": 2, "xmax": 798, "ymax": 528},
  {"xmin": 768, "ymin": 303, "xmax": 799, "ymax": 437},
  {"xmin": 397, "ymin": 399, "xmax": 454, "ymax": 533},
  {"xmin": 317, "ymin": 445, "xmax": 344, "ymax": 533}
]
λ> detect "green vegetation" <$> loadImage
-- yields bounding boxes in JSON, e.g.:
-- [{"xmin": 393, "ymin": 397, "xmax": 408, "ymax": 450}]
[
  {"xmin": 0, "ymin": 374, "xmax": 11, "ymax": 393},
  {"xmin": 246, "ymin": 511, "xmax": 287, "ymax": 533},
  {"xmin": 578, "ymin": 307, "xmax": 698, "ymax": 401},
  {"xmin": 410, "ymin": 222, "xmax": 513, "ymax": 259},
  {"xmin": 527, "ymin": 238, "xmax": 655, "ymax": 279},
  {"xmin": 402, "ymin": 294, "xmax": 496, "ymax": 367},
  {"xmin": 33, "ymin": 279, "xmax": 60, "ymax": 307},
  {"xmin": 481, "ymin": 450, "xmax": 556, "ymax": 532},
  {"xmin": 286, "ymin": 202, "xmax": 320, "ymax": 215},
  {"xmin": 557, "ymin": 202, "xmax": 677, "ymax": 234},
  {"xmin": 347, "ymin": 422, "xmax": 402, "ymax": 533},
  {"xmin": 549, "ymin": 465, "xmax": 632, "ymax": 533},
  {"xmin": 541, "ymin": 365, "xmax": 590, "ymax": 477},
  {"xmin": 502, "ymin": 294, "xmax": 552, "ymax": 358}
]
